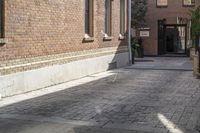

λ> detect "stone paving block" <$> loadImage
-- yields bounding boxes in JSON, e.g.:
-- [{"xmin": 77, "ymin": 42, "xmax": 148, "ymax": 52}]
[{"xmin": 0, "ymin": 57, "xmax": 199, "ymax": 132}]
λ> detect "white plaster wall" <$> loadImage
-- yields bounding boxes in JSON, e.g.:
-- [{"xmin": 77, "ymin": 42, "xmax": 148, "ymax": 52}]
[{"xmin": 0, "ymin": 52, "xmax": 129, "ymax": 97}]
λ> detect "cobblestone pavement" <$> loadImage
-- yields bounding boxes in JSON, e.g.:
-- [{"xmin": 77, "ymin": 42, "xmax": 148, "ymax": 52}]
[
  {"xmin": 128, "ymin": 57, "xmax": 193, "ymax": 71},
  {"xmin": 0, "ymin": 57, "xmax": 200, "ymax": 133}
]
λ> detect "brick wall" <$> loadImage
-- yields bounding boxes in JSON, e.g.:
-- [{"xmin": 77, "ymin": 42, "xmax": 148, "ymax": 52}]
[
  {"xmin": 143, "ymin": 0, "xmax": 200, "ymax": 55},
  {"xmin": 0, "ymin": 0, "xmax": 128, "ymax": 75}
]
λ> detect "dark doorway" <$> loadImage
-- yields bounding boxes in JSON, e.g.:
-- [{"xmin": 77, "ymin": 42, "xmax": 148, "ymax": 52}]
[
  {"xmin": 158, "ymin": 22, "xmax": 187, "ymax": 55},
  {"xmin": 166, "ymin": 34, "xmax": 174, "ymax": 52},
  {"xmin": 158, "ymin": 19, "xmax": 166, "ymax": 55}
]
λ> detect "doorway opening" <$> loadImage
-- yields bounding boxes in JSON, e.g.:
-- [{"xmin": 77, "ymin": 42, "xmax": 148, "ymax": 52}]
[
  {"xmin": 165, "ymin": 24, "xmax": 187, "ymax": 54},
  {"xmin": 158, "ymin": 21, "xmax": 187, "ymax": 55}
]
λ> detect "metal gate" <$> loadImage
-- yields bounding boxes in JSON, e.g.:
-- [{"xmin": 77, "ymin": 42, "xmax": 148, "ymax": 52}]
[{"xmin": 158, "ymin": 19, "xmax": 166, "ymax": 55}]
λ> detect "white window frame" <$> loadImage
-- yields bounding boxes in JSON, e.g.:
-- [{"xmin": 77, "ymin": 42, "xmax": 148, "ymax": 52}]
[
  {"xmin": 156, "ymin": 0, "xmax": 168, "ymax": 7},
  {"xmin": 183, "ymin": 0, "xmax": 195, "ymax": 6}
]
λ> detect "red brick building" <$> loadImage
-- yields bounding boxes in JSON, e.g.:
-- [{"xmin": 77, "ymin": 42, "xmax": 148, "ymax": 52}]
[
  {"xmin": 0, "ymin": 0, "xmax": 130, "ymax": 97},
  {"xmin": 143, "ymin": 0, "xmax": 200, "ymax": 55}
]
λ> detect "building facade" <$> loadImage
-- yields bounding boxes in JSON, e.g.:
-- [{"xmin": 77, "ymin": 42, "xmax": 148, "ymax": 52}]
[
  {"xmin": 0, "ymin": 0, "xmax": 129, "ymax": 97},
  {"xmin": 143, "ymin": 0, "xmax": 200, "ymax": 55}
]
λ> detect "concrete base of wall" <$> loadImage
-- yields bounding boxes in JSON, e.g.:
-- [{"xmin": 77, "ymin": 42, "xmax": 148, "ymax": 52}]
[{"xmin": 0, "ymin": 52, "xmax": 129, "ymax": 98}]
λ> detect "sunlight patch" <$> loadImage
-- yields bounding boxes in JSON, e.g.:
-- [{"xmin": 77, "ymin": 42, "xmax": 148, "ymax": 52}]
[{"xmin": 158, "ymin": 113, "xmax": 184, "ymax": 133}]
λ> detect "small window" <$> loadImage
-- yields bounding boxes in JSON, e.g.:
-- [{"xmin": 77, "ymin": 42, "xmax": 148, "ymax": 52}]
[
  {"xmin": 183, "ymin": 0, "xmax": 195, "ymax": 6},
  {"xmin": 120, "ymin": 0, "xmax": 126, "ymax": 36},
  {"xmin": 85, "ymin": 0, "xmax": 94, "ymax": 37},
  {"xmin": 105, "ymin": 0, "xmax": 112, "ymax": 36},
  {"xmin": 157, "ymin": 0, "xmax": 168, "ymax": 7}
]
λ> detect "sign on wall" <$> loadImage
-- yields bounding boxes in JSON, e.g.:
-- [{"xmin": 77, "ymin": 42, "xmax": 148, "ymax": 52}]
[
  {"xmin": 157, "ymin": 0, "xmax": 168, "ymax": 6},
  {"xmin": 140, "ymin": 31, "xmax": 150, "ymax": 37}
]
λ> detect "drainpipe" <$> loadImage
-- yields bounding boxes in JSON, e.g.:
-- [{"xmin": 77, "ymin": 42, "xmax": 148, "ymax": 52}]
[
  {"xmin": 198, "ymin": 36, "xmax": 200, "ymax": 73},
  {"xmin": 128, "ymin": 0, "xmax": 133, "ymax": 65}
]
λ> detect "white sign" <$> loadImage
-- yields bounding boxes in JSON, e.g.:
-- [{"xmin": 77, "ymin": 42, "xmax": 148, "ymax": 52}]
[{"xmin": 140, "ymin": 31, "xmax": 150, "ymax": 37}]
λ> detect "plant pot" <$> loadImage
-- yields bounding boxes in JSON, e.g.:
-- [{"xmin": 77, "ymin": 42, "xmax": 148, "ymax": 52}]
[
  {"xmin": 190, "ymin": 48, "xmax": 196, "ymax": 60},
  {"xmin": 192, "ymin": 53, "xmax": 200, "ymax": 79}
]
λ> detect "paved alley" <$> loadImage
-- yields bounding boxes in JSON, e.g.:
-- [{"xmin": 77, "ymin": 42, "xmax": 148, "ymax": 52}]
[{"xmin": 0, "ymin": 57, "xmax": 199, "ymax": 133}]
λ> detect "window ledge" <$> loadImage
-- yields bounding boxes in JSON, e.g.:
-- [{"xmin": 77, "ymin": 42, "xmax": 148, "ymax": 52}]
[
  {"xmin": 103, "ymin": 36, "xmax": 113, "ymax": 41},
  {"xmin": 84, "ymin": 37, "xmax": 94, "ymax": 42},
  {"xmin": 183, "ymin": 4, "xmax": 195, "ymax": 7},
  {"xmin": 156, "ymin": 5, "xmax": 168, "ymax": 8},
  {"xmin": 0, "ymin": 38, "xmax": 8, "ymax": 44},
  {"xmin": 119, "ymin": 35, "xmax": 125, "ymax": 40},
  {"xmin": 83, "ymin": 34, "xmax": 94, "ymax": 42}
]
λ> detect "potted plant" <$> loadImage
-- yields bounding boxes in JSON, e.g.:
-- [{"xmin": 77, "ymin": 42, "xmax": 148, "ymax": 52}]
[
  {"xmin": 131, "ymin": 37, "xmax": 144, "ymax": 58},
  {"xmin": 189, "ymin": 40, "xmax": 195, "ymax": 60},
  {"xmin": 189, "ymin": 6, "xmax": 200, "ymax": 78},
  {"xmin": 131, "ymin": 0, "xmax": 147, "ymax": 61}
]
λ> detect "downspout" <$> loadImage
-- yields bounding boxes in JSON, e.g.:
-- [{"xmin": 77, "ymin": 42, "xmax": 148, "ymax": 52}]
[
  {"xmin": 198, "ymin": 35, "xmax": 200, "ymax": 73},
  {"xmin": 128, "ymin": 0, "xmax": 133, "ymax": 65}
]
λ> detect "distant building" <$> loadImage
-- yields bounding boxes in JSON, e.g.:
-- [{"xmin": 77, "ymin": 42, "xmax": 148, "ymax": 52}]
[
  {"xmin": 0, "ymin": 0, "xmax": 129, "ymax": 97},
  {"xmin": 142, "ymin": 0, "xmax": 200, "ymax": 55}
]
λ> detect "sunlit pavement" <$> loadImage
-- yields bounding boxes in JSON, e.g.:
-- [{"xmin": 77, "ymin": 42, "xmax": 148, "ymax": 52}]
[{"xmin": 0, "ymin": 57, "xmax": 200, "ymax": 133}]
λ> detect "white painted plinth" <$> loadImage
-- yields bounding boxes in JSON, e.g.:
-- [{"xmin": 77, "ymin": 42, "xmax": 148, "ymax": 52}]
[{"xmin": 0, "ymin": 52, "xmax": 129, "ymax": 98}]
